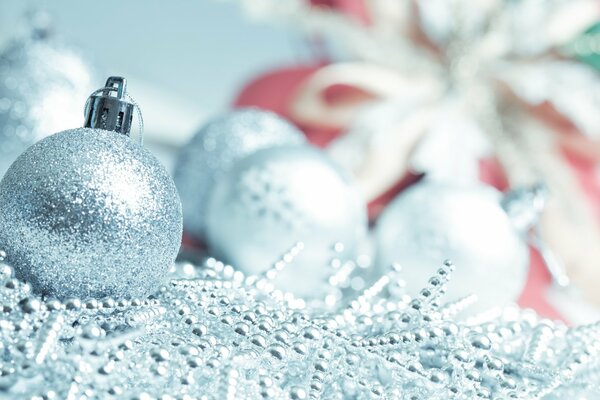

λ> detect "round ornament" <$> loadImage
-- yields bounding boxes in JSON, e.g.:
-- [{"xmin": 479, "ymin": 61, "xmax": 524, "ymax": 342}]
[
  {"xmin": 0, "ymin": 77, "xmax": 182, "ymax": 300},
  {"xmin": 174, "ymin": 108, "xmax": 305, "ymax": 240},
  {"xmin": 0, "ymin": 24, "xmax": 94, "ymax": 178},
  {"xmin": 204, "ymin": 145, "xmax": 367, "ymax": 299},
  {"xmin": 375, "ymin": 179, "xmax": 529, "ymax": 311}
]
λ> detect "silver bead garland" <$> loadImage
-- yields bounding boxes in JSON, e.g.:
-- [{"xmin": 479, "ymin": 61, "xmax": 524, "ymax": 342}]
[{"xmin": 0, "ymin": 249, "xmax": 598, "ymax": 399}]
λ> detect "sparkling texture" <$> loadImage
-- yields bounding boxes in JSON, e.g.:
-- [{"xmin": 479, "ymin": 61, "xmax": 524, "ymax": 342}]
[
  {"xmin": 174, "ymin": 108, "xmax": 305, "ymax": 240},
  {"xmin": 0, "ymin": 128, "xmax": 182, "ymax": 299},
  {"xmin": 205, "ymin": 145, "xmax": 368, "ymax": 299},
  {"xmin": 0, "ymin": 251, "xmax": 598, "ymax": 399},
  {"xmin": 375, "ymin": 180, "xmax": 529, "ymax": 311},
  {"xmin": 0, "ymin": 35, "xmax": 94, "ymax": 178}
]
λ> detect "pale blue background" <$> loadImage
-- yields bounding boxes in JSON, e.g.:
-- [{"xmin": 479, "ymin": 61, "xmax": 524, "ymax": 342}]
[{"xmin": 0, "ymin": 1, "xmax": 311, "ymax": 152}]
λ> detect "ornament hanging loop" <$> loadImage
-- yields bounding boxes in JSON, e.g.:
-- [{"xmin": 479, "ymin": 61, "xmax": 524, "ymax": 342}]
[{"xmin": 84, "ymin": 76, "xmax": 144, "ymax": 144}]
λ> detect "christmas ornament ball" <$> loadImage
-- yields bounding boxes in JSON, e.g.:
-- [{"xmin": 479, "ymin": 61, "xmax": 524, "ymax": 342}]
[
  {"xmin": 375, "ymin": 180, "xmax": 529, "ymax": 310},
  {"xmin": 0, "ymin": 128, "xmax": 183, "ymax": 300},
  {"xmin": 205, "ymin": 145, "xmax": 367, "ymax": 299},
  {"xmin": 174, "ymin": 108, "xmax": 305, "ymax": 240},
  {"xmin": 0, "ymin": 34, "xmax": 94, "ymax": 177}
]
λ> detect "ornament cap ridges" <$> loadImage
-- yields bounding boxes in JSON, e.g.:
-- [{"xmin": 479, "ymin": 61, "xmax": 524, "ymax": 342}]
[{"xmin": 84, "ymin": 76, "xmax": 135, "ymax": 135}]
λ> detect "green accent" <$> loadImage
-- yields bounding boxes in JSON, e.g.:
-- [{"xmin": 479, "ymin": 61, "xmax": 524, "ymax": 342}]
[{"xmin": 565, "ymin": 21, "xmax": 600, "ymax": 71}]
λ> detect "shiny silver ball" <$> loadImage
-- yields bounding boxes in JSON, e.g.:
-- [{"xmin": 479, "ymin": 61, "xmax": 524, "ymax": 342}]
[
  {"xmin": 174, "ymin": 108, "xmax": 305, "ymax": 240},
  {"xmin": 0, "ymin": 128, "xmax": 182, "ymax": 300},
  {"xmin": 375, "ymin": 180, "xmax": 528, "ymax": 311},
  {"xmin": 205, "ymin": 145, "xmax": 367, "ymax": 299},
  {"xmin": 0, "ymin": 35, "xmax": 94, "ymax": 178}
]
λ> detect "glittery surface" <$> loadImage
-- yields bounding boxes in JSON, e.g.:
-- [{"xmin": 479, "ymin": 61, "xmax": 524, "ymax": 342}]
[
  {"xmin": 0, "ymin": 128, "xmax": 182, "ymax": 299},
  {"xmin": 375, "ymin": 180, "xmax": 529, "ymax": 311},
  {"xmin": 0, "ymin": 254, "xmax": 599, "ymax": 399},
  {"xmin": 174, "ymin": 108, "xmax": 305, "ymax": 240},
  {"xmin": 0, "ymin": 36, "xmax": 94, "ymax": 177},
  {"xmin": 205, "ymin": 145, "xmax": 368, "ymax": 299}
]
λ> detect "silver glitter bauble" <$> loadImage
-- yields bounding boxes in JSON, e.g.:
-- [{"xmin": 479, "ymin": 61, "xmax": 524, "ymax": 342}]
[
  {"xmin": 0, "ymin": 33, "xmax": 94, "ymax": 178},
  {"xmin": 205, "ymin": 145, "xmax": 367, "ymax": 299},
  {"xmin": 174, "ymin": 108, "xmax": 305, "ymax": 240},
  {"xmin": 0, "ymin": 127, "xmax": 182, "ymax": 300},
  {"xmin": 375, "ymin": 179, "xmax": 529, "ymax": 311}
]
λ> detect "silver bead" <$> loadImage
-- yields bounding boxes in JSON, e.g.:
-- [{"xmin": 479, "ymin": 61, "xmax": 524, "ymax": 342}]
[{"xmin": 19, "ymin": 298, "xmax": 41, "ymax": 313}]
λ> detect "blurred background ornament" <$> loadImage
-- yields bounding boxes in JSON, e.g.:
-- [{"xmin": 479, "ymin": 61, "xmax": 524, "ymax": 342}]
[
  {"xmin": 0, "ymin": 12, "xmax": 94, "ymax": 178},
  {"xmin": 231, "ymin": 0, "xmax": 600, "ymax": 309},
  {"xmin": 205, "ymin": 144, "xmax": 367, "ymax": 299},
  {"xmin": 0, "ymin": 77, "xmax": 182, "ymax": 300},
  {"xmin": 375, "ymin": 179, "xmax": 531, "ymax": 311},
  {"xmin": 174, "ymin": 108, "xmax": 305, "ymax": 241}
]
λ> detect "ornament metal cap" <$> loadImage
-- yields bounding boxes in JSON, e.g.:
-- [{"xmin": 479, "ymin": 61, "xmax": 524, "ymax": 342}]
[
  {"xmin": 501, "ymin": 182, "xmax": 549, "ymax": 232},
  {"xmin": 84, "ymin": 76, "xmax": 134, "ymax": 135},
  {"xmin": 502, "ymin": 182, "xmax": 570, "ymax": 288}
]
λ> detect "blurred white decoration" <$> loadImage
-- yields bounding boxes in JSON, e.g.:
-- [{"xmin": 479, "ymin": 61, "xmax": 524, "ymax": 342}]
[
  {"xmin": 0, "ymin": 15, "xmax": 94, "ymax": 177},
  {"xmin": 174, "ymin": 109, "xmax": 305, "ymax": 240},
  {"xmin": 326, "ymin": 90, "xmax": 435, "ymax": 200},
  {"xmin": 230, "ymin": 0, "xmax": 600, "ymax": 304},
  {"xmin": 375, "ymin": 179, "xmax": 530, "ymax": 311},
  {"xmin": 499, "ymin": 61, "xmax": 600, "ymax": 139},
  {"xmin": 289, "ymin": 62, "xmax": 441, "ymax": 129},
  {"xmin": 409, "ymin": 98, "xmax": 492, "ymax": 183},
  {"xmin": 231, "ymin": 0, "xmax": 600, "ymax": 180},
  {"xmin": 205, "ymin": 145, "xmax": 368, "ymax": 299}
]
